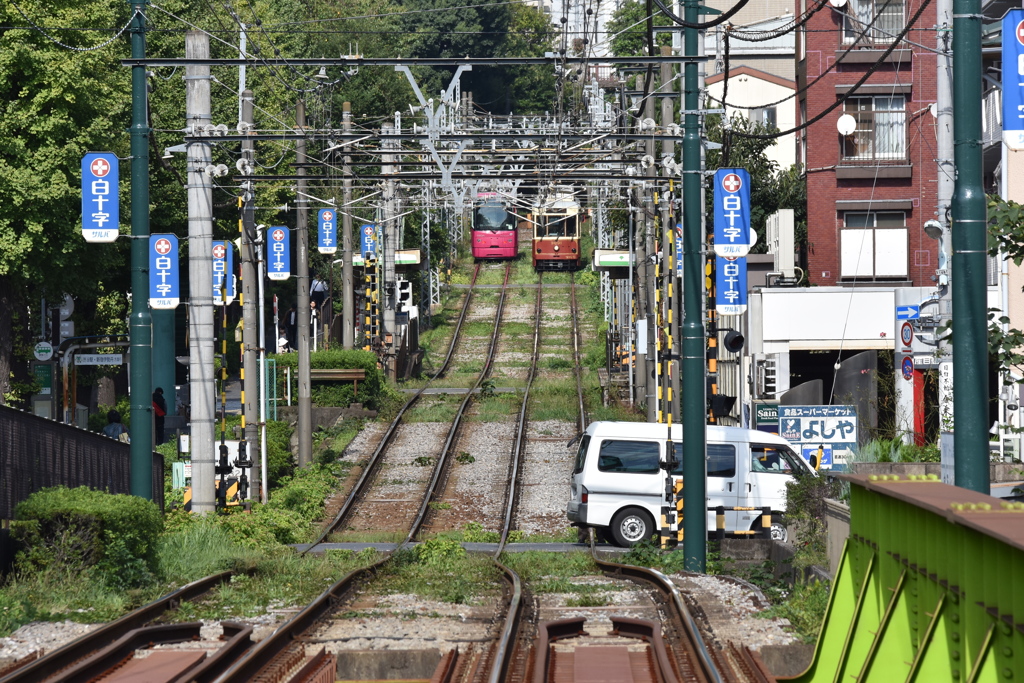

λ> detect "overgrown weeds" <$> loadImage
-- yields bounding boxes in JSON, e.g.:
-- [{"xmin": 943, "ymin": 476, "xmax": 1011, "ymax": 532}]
[{"xmin": 375, "ymin": 539, "xmax": 501, "ymax": 604}]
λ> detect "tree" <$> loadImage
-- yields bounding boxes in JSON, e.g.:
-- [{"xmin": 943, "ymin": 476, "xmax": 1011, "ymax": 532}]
[
  {"xmin": 0, "ymin": 0, "xmax": 133, "ymax": 403},
  {"xmin": 606, "ymin": 0, "xmax": 672, "ymax": 57}
]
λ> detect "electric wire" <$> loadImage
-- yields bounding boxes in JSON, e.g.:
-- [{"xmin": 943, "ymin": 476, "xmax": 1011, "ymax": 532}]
[
  {"xmin": 732, "ymin": 0, "xmax": 933, "ymax": 141},
  {"xmin": 9, "ymin": 2, "xmax": 139, "ymax": 51}
]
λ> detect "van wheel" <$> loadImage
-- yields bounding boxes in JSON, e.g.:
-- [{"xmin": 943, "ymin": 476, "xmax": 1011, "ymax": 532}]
[
  {"xmin": 769, "ymin": 515, "xmax": 789, "ymax": 543},
  {"xmin": 610, "ymin": 508, "xmax": 655, "ymax": 548}
]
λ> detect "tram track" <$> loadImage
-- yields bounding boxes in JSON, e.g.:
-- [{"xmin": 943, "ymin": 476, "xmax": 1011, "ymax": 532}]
[{"xmin": 0, "ymin": 572, "xmax": 236, "ymax": 683}]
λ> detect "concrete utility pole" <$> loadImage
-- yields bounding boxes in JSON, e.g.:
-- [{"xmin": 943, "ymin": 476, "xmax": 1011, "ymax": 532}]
[
  {"xmin": 634, "ymin": 202, "xmax": 648, "ymax": 409},
  {"xmin": 296, "ymin": 100, "xmax": 312, "ymax": 468},
  {"xmin": 660, "ymin": 45, "xmax": 680, "ymax": 424},
  {"xmin": 239, "ymin": 89, "xmax": 259, "ymax": 497},
  {"xmin": 342, "ymin": 102, "xmax": 355, "ymax": 349},
  {"xmin": 934, "ymin": 0, "xmax": 954, "ymax": 455},
  {"xmin": 381, "ymin": 123, "xmax": 399, "ymax": 377},
  {"xmin": 186, "ymin": 30, "xmax": 215, "ymax": 514},
  {"xmin": 644, "ymin": 96, "xmax": 658, "ymax": 424},
  {"xmin": 127, "ymin": 0, "xmax": 153, "ymax": 498},
  {"xmin": 681, "ymin": 0, "xmax": 707, "ymax": 571},
  {"xmin": 951, "ymin": 0, "xmax": 989, "ymax": 493}
]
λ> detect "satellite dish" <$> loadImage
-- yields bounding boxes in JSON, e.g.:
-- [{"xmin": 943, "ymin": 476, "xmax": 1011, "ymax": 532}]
[
  {"xmin": 829, "ymin": 0, "xmax": 847, "ymax": 7},
  {"xmin": 837, "ymin": 114, "xmax": 857, "ymax": 136}
]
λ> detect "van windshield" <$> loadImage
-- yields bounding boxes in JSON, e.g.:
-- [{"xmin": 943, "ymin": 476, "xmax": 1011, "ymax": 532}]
[
  {"xmin": 751, "ymin": 445, "xmax": 806, "ymax": 475},
  {"xmin": 671, "ymin": 443, "xmax": 736, "ymax": 477}
]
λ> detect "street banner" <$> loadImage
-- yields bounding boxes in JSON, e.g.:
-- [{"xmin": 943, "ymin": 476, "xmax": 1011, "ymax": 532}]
[
  {"xmin": 267, "ymin": 227, "xmax": 291, "ymax": 281},
  {"xmin": 81, "ymin": 152, "xmax": 119, "ymax": 243},
  {"xmin": 149, "ymin": 234, "xmax": 180, "ymax": 309},
  {"xmin": 715, "ymin": 255, "xmax": 747, "ymax": 315},
  {"xmin": 318, "ymin": 209, "xmax": 338, "ymax": 255},
  {"xmin": 713, "ymin": 168, "xmax": 753, "ymax": 257},
  {"xmin": 212, "ymin": 240, "xmax": 236, "ymax": 304},
  {"xmin": 1003, "ymin": 9, "xmax": 1024, "ymax": 149}
]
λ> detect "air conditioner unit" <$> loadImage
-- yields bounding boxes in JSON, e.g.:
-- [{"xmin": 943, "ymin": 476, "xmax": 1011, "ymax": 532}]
[{"xmin": 766, "ymin": 209, "xmax": 796, "ymax": 279}]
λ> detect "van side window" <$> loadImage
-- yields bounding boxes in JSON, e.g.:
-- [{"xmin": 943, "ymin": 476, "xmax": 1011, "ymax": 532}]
[
  {"xmin": 707, "ymin": 444, "xmax": 736, "ymax": 478},
  {"xmin": 670, "ymin": 443, "xmax": 734, "ymax": 477},
  {"xmin": 751, "ymin": 445, "xmax": 798, "ymax": 473},
  {"xmin": 598, "ymin": 439, "xmax": 660, "ymax": 474},
  {"xmin": 573, "ymin": 434, "xmax": 591, "ymax": 474}
]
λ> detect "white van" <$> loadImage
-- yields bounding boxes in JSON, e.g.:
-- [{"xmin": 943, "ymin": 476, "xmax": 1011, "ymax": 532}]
[{"xmin": 565, "ymin": 421, "xmax": 817, "ymax": 547}]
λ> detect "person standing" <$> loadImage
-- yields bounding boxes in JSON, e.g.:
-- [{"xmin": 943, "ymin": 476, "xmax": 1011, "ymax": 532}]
[{"xmin": 152, "ymin": 387, "xmax": 167, "ymax": 445}]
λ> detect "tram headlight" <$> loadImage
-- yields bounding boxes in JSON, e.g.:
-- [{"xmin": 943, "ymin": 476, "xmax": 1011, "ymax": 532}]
[{"xmin": 553, "ymin": 245, "xmax": 560, "ymax": 252}]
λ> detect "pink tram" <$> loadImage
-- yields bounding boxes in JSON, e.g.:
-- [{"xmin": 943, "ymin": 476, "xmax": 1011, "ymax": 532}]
[{"xmin": 471, "ymin": 196, "xmax": 519, "ymax": 260}]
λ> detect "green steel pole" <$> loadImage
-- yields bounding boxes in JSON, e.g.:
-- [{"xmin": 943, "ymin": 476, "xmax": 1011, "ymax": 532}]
[
  {"xmin": 681, "ymin": 0, "xmax": 706, "ymax": 571},
  {"xmin": 128, "ymin": 0, "xmax": 153, "ymax": 499},
  {"xmin": 951, "ymin": 0, "xmax": 989, "ymax": 493}
]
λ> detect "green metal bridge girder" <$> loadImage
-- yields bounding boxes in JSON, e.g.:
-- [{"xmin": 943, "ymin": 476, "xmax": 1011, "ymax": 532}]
[{"xmin": 787, "ymin": 474, "xmax": 1024, "ymax": 683}]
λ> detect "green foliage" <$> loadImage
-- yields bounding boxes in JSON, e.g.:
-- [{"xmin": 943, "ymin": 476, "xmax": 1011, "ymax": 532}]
[
  {"xmin": 606, "ymin": 0, "xmax": 673, "ymax": 56},
  {"xmin": 620, "ymin": 539, "xmax": 690, "ymax": 574},
  {"xmin": 270, "ymin": 349, "xmax": 395, "ymax": 409},
  {"xmin": 785, "ymin": 474, "xmax": 843, "ymax": 576},
  {"xmin": 455, "ymin": 451, "xmax": 476, "ymax": 464},
  {"xmin": 757, "ymin": 579, "xmax": 831, "ymax": 642},
  {"xmin": 415, "ymin": 537, "xmax": 465, "ymax": 566},
  {"xmin": 856, "ymin": 438, "xmax": 940, "ymax": 464},
  {"xmin": 461, "ymin": 522, "xmax": 499, "ymax": 543},
  {"xmin": 12, "ymin": 487, "xmax": 163, "ymax": 590},
  {"xmin": 380, "ymin": 546, "xmax": 500, "ymax": 604}
]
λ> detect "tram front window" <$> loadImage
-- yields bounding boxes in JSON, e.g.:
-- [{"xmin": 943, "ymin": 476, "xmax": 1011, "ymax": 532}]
[
  {"xmin": 541, "ymin": 215, "xmax": 577, "ymax": 238},
  {"xmin": 475, "ymin": 205, "xmax": 515, "ymax": 231}
]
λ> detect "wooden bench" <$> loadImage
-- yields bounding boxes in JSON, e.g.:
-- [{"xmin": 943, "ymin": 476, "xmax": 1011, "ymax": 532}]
[{"xmin": 308, "ymin": 368, "xmax": 367, "ymax": 397}]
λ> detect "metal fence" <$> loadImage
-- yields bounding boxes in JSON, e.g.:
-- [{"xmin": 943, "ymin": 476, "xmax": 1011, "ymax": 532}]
[{"xmin": 0, "ymin": 404, "xmax": 164, "ymax": 520}]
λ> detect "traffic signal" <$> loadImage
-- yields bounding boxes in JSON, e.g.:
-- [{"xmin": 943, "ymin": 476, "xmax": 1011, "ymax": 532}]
[
  {"xmin": 723, "ymin": 329, "xmax": 745, "ymax": 353},
  {"xmin": 397, "ymin": 280, "xmax": 413, "ymax": 311}
]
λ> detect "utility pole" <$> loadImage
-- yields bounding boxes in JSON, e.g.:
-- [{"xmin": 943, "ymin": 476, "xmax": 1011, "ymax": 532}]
[
  {"xmin": 934, "ymin": 0, "xmax": 954, "ymax": 459},
  {"xmin": 644, "ymin": 97, "xmax": 658, "ymax": 424},
  {"xmin": 381, "ymin": 123, "xmax": 399, "ymax": 377},
  {"xmin": 634, "ymin": 201, "xmax": 649, "ymax": 409},
  {"xmin": 296, "ymin": 100, "xmax": 312, "ymax": 468},
  {"xmin": 661, "ymin": 45, "xmax": 680, "ymax": 424},
  {"xmin": 681, "ymin": 0, "xmax": 707, "ymax": 570},
  {"xmin": 186, "ymin": 30, "xmax": 215, "ymax": 514},
  {"xmin": 239, "ymin": 89, "xmax": 259, "ymax": 497},
  {"xmin": 127, "ymin": 0, "xmax": 152, "ymax": 498},
  {"xmin": 951, "ymin": 0, "xmax": 989, "ymax": 493},
  {"xmin": 342, "ymin": 102, "xmax": 355, "ymax": 349}
]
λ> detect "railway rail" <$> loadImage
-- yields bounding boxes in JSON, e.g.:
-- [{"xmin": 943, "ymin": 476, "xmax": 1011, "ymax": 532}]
[{"xmin": 0, "ymin": 572, "xmax": 235, "ymax": 683}]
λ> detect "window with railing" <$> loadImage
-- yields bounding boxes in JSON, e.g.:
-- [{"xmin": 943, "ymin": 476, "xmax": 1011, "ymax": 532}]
[
  {"xmin": 842, "ymin": 0, "xmax": 904, "ymax": 44},
  {"xmin": 841, "ymin": 96, "xmax": 906, "ymax": 162}
]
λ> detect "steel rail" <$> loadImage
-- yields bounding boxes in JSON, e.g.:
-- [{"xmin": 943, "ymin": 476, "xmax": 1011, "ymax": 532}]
[
  {"xmin": 485, "ymin": 273, "xmax": 544, "ymax": 683},
  {"xmin": 0, "ymin": 571, "xmax": 234, "ymax": 683},
  {"xmin": 590, "ymin": 534, "xmax": 725, "ymax": 683},
  {"xmin": 214, "ymin": 263, "xmax": 514, "ymax": 682},
  {"xmin": 405, "ymin": 262, "xmax": 512, "ymax": 544},
  {"xmin": 301, "ymin": 263, "xmax": 481, "ymax": 550}
]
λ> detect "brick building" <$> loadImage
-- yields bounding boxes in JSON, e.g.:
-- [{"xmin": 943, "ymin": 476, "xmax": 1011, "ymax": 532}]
[{"xmin": 797, "ymin": 0, "xmax": 939, "ymax": 287}]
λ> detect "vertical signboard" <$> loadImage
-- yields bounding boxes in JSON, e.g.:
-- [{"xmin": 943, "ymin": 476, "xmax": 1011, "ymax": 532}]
[
  {"xmin": 715, "ymin": 256, "xmax": 747, "ymax": 315},
  {"xmin": 81, "ymin": 152, "xmax": 119, "ymax": 243},
  {"xmin": 360, "ymin": 224, "xmax": 377, "ymax": 259},
  {"xmin": 212, "ymin": 240, "xmax": 236, "ymax": 304},
  {"xmin": 1003, "ymin": 9, "xmax": 1024, "ymax": 150},
  {"xmin": 149, "ymin": 234, "xmax": 180, "ymax": 309},
  {"xmin": 267, "ymin": 227, "xmax": 291, "ymax": 281},
  {"xmin": 318, "ymin": 209, "xmax": 337, "ymax": 255},
  {"xmin": 713, "ymin": 168, "xmax": 752, "ymax": 257}
]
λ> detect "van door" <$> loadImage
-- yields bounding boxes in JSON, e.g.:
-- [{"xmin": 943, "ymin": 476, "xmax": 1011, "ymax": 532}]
[
  {"xmin": 743, "ymin": 444, "xmax": 804, "ymax": 528},
  {"xmin": 585, "ymin": 438, "xmax": 663, "ymax": 529},
  {"xmin": 672, "ymin": 442, "xmax": 739, "ymax": 534}
]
